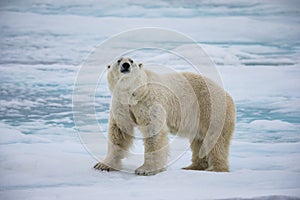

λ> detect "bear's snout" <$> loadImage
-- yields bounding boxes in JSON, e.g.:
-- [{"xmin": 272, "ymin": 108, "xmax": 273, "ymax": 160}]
[{"xmin": 121, "ymin": 62, "xmax": 131, "ymax": 73}]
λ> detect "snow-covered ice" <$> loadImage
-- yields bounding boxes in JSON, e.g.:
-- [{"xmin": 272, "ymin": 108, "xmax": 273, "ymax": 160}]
[{"xmin": 0, "ymin": 1, "xmax": 300, "ymax": 199}]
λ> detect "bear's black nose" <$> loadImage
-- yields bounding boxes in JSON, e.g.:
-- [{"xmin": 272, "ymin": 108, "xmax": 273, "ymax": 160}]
[
  {"xmin": 121, "ymin": 62, "xmax": 130, "ymax": 73},
  {"xmin": 122, "ymin": 62, "xmax": 130, "ymax": 69}
]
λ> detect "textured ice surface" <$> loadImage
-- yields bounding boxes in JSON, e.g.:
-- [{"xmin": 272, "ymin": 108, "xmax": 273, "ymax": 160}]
[{"xmin": 0, "ymin": 0, "xmax": 300, "ymax": 199}]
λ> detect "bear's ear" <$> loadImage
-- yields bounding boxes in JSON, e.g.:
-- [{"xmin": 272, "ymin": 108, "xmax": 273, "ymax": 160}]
[
  {"xmin": 107, "ymin": 65, "xmax": 111, "ymax": 69},
  {"xmin": 138, "ymin": 63, "xmax": 143, "ymax": 68}
]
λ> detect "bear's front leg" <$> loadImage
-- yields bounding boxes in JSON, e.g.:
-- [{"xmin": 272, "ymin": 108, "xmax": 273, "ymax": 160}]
[
  {"xmin": 135, "ymin": 126, "xmax": 169, "ymax": 176},
  {"xmin": 94, "ymin": 117, "xmax": 134, "ymax": 172}
]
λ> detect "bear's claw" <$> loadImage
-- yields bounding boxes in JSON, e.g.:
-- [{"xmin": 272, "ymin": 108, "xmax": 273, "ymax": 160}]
[
  {"xmin": 182, "ymin": 165, "xmax": 206, "ymax": 171},
  {"xmin": 135, "ymin": 166, "xmax": 165, "ymax": 176},
  {"xmin": 94, "ymin": 162, "xmax": 116, "ymax": 172}
]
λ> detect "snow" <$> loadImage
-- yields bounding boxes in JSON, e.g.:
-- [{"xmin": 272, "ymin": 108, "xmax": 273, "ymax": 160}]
[
  {"xmin": 247, "ymin": 120, "xmax": 298, "ymax": 131},
  {"xmin": 1, "ymin": 122, "xmax": 300, "ymax": 199},
  {"xmin": 1, "ymin": 0, "xmax": 300, "ymax": 199}
]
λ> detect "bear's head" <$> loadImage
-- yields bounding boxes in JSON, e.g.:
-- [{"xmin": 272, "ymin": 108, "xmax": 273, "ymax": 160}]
[{"xmin": 107, "ymin": 57, "xmax": 147, "ymax": 105}]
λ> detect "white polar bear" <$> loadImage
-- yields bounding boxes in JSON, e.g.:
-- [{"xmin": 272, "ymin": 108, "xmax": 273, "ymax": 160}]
[{"xmin": 94, "ymin": 57, "xmax": 236, "ymax": 175}]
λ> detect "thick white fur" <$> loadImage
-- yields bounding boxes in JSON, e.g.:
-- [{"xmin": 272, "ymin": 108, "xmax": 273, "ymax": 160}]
[{"xmin": 94, "ymin": 58, "xmax": 236, "ymax": 175}]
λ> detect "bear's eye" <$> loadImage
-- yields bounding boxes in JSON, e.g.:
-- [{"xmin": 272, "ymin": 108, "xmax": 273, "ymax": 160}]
[
  {"xmin": 107, "ymin": 65, "xmax": 110, "ymax": 69},
  {"xmin": 129, "ymin": 59, "xmax": 133, "ymax": 64},
  {"xmin": 117, "ymin": 59, "xmax": 121, "ymax": 64}
]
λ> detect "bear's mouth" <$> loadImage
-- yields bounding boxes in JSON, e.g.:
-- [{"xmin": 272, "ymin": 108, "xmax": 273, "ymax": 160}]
[{"xmin": 120, "ymin": 68, "xmax": 130, "ymax": 73}]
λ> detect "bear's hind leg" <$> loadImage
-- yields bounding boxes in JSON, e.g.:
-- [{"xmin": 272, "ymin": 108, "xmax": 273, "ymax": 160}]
[
  {"xmin": 182, "ymin": 139, "xmax": 208, "ymax": 170},
  {"xmin": 206, "ymin": 102, "xmax": 235, "ymax": 172},
  {"xmin": 206, "ymin": 136, "xmax": 230, "ymax": 172}
]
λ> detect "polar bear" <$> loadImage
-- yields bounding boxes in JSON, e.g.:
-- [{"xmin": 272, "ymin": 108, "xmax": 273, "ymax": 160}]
[{"xmin": 94, "ymin": 57, "xmax": 236, "ymax": 175}]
